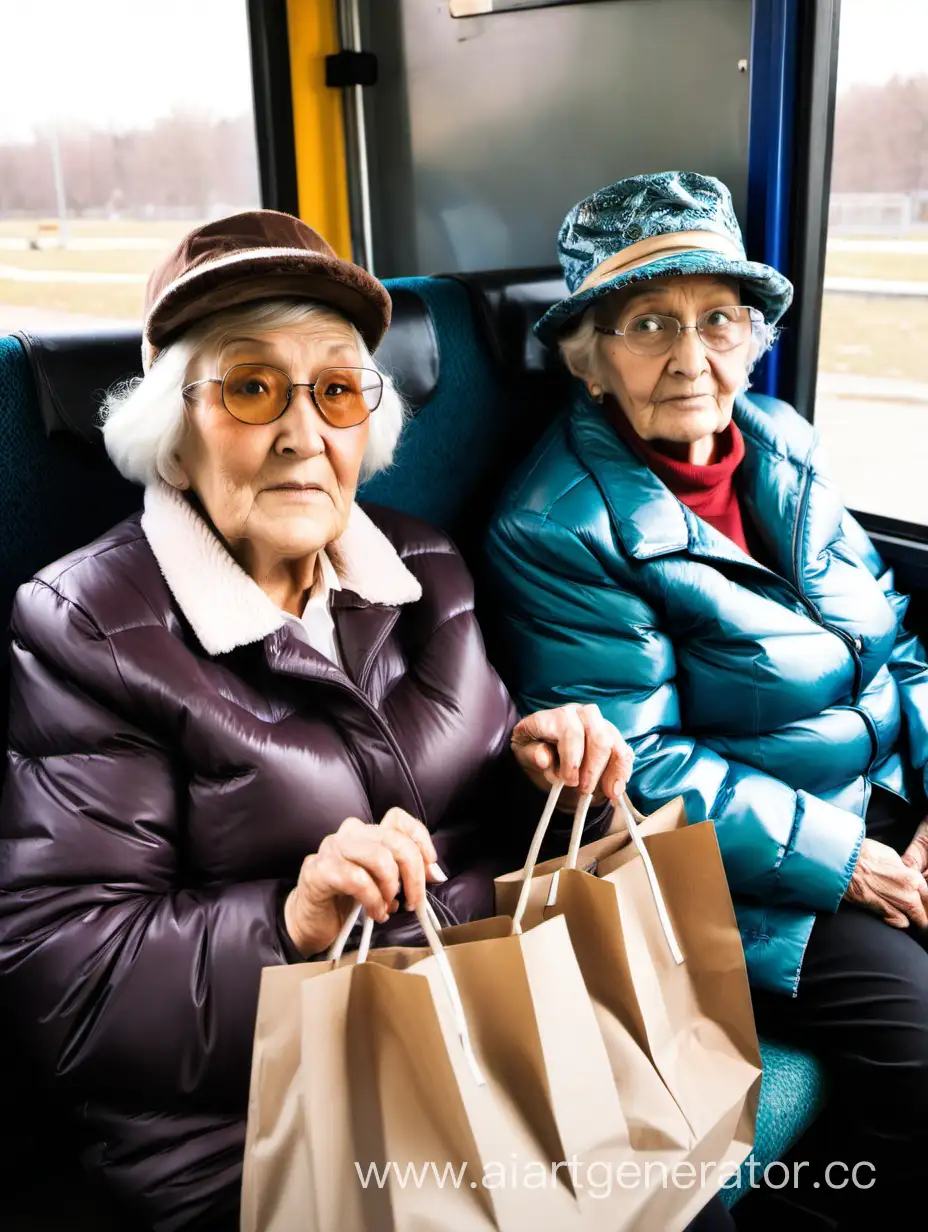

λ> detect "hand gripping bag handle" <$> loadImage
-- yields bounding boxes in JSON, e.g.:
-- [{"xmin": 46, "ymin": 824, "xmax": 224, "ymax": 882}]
[
  {"xmin": 513, "ymin": 784, "xmax": 684, "ymax": 964},
  {"xmin": 327, "ymin": 900, "xmax": 486, "ymax": 1085}
]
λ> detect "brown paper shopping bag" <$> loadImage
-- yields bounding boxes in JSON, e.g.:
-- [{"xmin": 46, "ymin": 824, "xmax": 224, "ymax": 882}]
[
  {"xmin": 242, "ymin": 898, "xmax": 639, "ymax": 1232},
  {"xmin": 495, "ymin": 787, "xmax": 763, "ymax": 1232}
]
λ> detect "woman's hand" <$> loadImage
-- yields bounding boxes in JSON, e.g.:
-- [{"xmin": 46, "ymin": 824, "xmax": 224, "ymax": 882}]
[
  {"xmin": 511, "ymin": 702, "xmax": 634, "ymax": 807},
  {"xmin": 902, "ymin": 816, "xmax": 928, "ymax": 878},
  {"xmin": 844, "ymin": 836, "xmax": 928, "ymax": 930},
  {"xmin": 284, "ymin": 808, "xmax": 443, "ymax": 958}
]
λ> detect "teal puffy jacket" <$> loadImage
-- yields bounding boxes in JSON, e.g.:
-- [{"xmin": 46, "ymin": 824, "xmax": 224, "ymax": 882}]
[{"xmin": 487, "ymin": 392, "xmax": 928, "ymax": 996}]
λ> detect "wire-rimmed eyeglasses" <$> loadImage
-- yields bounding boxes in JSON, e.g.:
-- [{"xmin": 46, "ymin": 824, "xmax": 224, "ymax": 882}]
[
  {"xmin": 182, "ymin": 363, "xmax": 384, "ymax": 428},
  {"xmin": 594, "ymin": 305, "xmax": 764, "ymax": 357}
]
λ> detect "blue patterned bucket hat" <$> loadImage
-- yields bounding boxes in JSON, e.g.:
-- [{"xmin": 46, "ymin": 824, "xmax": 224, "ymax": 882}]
[{"xmin": 535, "ymin": 171, "xmax": 793, "ymax": 346}]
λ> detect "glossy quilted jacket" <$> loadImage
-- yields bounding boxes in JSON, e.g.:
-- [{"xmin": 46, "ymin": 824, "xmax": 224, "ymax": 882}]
[
  {"xmin": 487, "ymin": 392, "xmax": 928, "ymax": 996},
  {"xmin": 0, "ymin": 503, "xmax": 544, "ymax": 1230}
]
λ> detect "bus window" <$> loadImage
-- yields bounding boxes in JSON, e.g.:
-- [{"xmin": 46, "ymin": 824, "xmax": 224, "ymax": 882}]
[
  {"xmin": 0, "ymin": 0, "xmax": 260, "ymax": 334},
  {"xmin": 815, "ymin": 0, "xmax": 928, "ymax": 525}
]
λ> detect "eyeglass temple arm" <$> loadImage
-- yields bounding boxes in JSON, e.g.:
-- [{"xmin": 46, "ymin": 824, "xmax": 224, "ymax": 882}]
[{"xmin": 182, "ymin": 378, "xmax": 221, "ymax": 394}]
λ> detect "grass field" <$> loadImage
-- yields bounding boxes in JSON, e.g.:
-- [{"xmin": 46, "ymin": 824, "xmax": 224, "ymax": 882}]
[
  {"xmin": 0, "ymin": 219, "xmax": 201, "ymax": 321},
  {"xmin": 0, "ymin": 280, "xmax": 146, "ymax": 319},
  {"xmin": 819, "ymin": 294, "xmax": 928, "ymax": 383},
  {"xmin": 0, "ymin": 247, "xmax": 159, "ymax": 274},
  {"xmin": 825, "ymin": 251, "xmax": 928, "ymax": 282}
]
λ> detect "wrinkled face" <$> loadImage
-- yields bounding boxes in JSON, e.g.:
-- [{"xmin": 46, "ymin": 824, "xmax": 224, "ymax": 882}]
[
  {"xmin": 174, "ymin": 315, "xmax": 370, "ymax": 568},
  {"xmin": 590, "ymin": 275, "xmax": 752, "ymax": 444}
]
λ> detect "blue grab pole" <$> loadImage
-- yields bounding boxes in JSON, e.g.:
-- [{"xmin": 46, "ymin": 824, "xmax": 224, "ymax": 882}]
[{"xmin": 746, "ymin": 0, "xmax": 799, "ymax": 396}]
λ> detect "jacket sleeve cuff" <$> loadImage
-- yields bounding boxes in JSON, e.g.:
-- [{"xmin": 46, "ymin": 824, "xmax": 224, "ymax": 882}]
[
  {"xmin": 276, "ymin": 885, "xmax": 311, "ymax": 963},
  {"xmin": 777, "ymin": 792, "xmax": 865, "ymax": 912}
]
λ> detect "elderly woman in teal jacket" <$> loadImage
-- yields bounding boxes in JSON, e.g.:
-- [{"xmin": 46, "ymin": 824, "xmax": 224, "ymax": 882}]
[{"xmin": 487, "ymin": 171, "xmax": 928, "ymax": 1224}]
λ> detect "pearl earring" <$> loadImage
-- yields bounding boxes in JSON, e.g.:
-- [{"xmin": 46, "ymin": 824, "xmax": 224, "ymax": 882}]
[{"xmin": 590, "ymin": 385, "xmax": 604, "ymax": 404}]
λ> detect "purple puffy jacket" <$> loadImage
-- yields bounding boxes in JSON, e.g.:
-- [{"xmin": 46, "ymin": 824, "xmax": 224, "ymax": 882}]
[{"xmin": 0, "ymin": 485, "xmax": 586, "ymax": 1230}]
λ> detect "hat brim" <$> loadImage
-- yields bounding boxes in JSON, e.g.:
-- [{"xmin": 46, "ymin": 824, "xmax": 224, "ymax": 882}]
[
  {"xmin": 145, "ymin": 249, "xmax": 392, "ymax": 358},
  {"xmin": 534, "ymin": 249, "xmax": 793, "ymax": 347}
]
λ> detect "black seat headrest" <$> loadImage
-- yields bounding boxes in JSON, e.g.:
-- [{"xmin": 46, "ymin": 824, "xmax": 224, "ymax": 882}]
[
  {"xmin": 443, "ymin": 268, "xmax": 569, "ymax": 376},
  {"xmin": 14, "ymin": 327, "xmax": 141, "ymax": 445},
  {"xmin": 376, "ymin": 287, "xmax": 440, "ymax": 413},
  {"xmin": 14, "ymin": 287, "xmax": 440, "ymax": 444}
]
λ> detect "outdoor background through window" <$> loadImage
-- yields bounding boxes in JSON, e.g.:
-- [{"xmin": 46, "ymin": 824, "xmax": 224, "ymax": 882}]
[
  {"xmin": 817, "ymin": 0, "xmax": 928, "ymax": 526},
  {"xmin": 0, "ymin": 0, "xmax": 260, "ymax": 334}
]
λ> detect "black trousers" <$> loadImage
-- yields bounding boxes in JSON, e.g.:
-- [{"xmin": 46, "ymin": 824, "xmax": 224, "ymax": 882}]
[
  {"xmin": 747, "ymin": 787, "xmax": 928, "ymax": 1228},
  {"xmin": 687, "ymin": 1194, "xmax": 737, "ymax": 1231}
]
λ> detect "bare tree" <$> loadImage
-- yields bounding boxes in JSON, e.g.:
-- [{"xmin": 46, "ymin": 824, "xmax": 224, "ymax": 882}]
[
  {"xmin": 832, "ymin": 74, "xmax": 928, "ymax": 194},
  {"xmin": 0, "ymin": 111, "xmax": 260, "ymax": 216}
]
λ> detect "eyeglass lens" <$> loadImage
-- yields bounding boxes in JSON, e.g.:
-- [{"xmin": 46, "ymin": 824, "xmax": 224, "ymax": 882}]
[
  {"xmin": 621, "ymin": 306, "xmax": 757, "ymax": 356},
  {"xmin": 220, "ymin": 364, "xmax": 384, "ymax": 426}
]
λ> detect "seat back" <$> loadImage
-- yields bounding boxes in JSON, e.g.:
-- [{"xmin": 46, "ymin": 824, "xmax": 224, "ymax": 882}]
[{"xmin": 362, "ymin": 271, "xmax": 571, "ymax": 563}]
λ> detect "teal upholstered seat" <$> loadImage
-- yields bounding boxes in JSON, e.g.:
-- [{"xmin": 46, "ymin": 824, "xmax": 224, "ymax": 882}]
[
  {"xmin": 721, "ymin": 1039, "xmax": 828, "ymax": 1205},
  {"xmin": 0, "ymin": 283, "xmax": 827, "ymax": 1208}
]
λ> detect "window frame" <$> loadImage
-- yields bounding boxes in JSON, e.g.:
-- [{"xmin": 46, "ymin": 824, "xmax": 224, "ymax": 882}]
[
  {"xmin": 776, "ymin": 0, "xmax": 841, "ymax": 420},
  {"xmin": 748, "ymin": 0, "xmax": 928, "ymax": 545},
  {"xmin": 247, "ymin": 0, "xmax": 300, "ymax": 215}
]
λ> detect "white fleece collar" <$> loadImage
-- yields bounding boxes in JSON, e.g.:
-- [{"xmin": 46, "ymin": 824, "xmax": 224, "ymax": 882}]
[{"xmin": 141, "ymin": 481, "xmax": 422, "ymax": 655}]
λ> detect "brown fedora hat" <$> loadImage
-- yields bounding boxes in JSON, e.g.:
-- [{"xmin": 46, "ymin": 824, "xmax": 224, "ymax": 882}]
[{"xmin": 142, "ymin": 209, "xmax": 391, "ymax": 370}]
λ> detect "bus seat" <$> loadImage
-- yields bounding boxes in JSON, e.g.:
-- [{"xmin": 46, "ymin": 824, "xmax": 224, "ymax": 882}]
[
  {"xmin": 0, "ymin": 272, "xmax": 826, "ymax": 1218},
  {"xmin": 361, "ymin": 274, "xmax": 572, "ymax": 566}
]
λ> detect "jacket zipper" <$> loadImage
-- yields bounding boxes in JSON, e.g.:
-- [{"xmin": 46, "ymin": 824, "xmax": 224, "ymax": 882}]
[
  {"xmin": 790, "ymin": 467, "xmax": 865, "ymax": 701},
  {"xmin": 267, "ymin": 635, "xmax": 428, "ymax": 825},
  {"xmin": 695, "ymin": 469, "xmax": 870, "ymax": 745}
]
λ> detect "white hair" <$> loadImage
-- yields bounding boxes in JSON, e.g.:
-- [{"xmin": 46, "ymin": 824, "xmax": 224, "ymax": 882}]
[
  {"xmin": 558, "ymin": 290, "xmax": 780, "ymax": 391},
  {"xmin": 99, "ymin": 299, "xmax": 407, "ymax": 487}
]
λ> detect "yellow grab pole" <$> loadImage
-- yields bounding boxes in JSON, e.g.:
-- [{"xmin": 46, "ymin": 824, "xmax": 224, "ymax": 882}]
[{"xmin": 286, "ymin": 0, "xmax": 353, "ymax": 260}]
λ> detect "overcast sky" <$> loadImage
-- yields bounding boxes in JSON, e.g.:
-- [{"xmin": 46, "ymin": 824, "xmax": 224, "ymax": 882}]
[
  {"xmin": 837, "ymin": 0, "xmax": 928, "ymax": 89},
  {"xmin": 0, "ymin": 0, "xmax": 923, "ymax": 143},
  {"xmin": 0, "ymin": 0, "xmax": 255, "ymax": 141}
]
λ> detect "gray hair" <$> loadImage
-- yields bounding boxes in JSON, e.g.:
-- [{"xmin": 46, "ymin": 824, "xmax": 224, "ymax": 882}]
[
  {"xmin": 99, "ymin": 299, "xmax": 407, "ymax": 488},
  {"xmin": 558, "ymin": 295, "xmax": 780, "ymax": 390}
]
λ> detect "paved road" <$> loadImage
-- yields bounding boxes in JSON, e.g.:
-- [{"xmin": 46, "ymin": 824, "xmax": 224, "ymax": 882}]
[
  {"xmin": 0, "ymin": 264, "xmax": 144, "ymax": 285},
  {"xmin": 814, "ymin": 392, "xmax": 926, "ymax": 525},
  {"xmin": 824, "ymin": 276, "xmax": 928, "ymax": 296},
  {"xmin": 0, "ymin": 305, "xmax": 134, "ymax": 333},
  {"xmin": 828, "ymin": 238, "xmax": 928, "ymax": 255},
  {"xmin": 0, "ymin": 237, "xmax": 169, "ymax": 252}
]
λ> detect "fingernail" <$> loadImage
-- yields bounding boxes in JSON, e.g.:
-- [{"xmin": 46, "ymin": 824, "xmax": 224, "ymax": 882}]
[{"xmin": 428, "ymin": 862, "xmax": 448, "ymax": 883}]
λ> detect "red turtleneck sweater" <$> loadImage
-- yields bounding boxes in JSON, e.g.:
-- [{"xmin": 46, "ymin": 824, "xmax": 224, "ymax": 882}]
[{"xmin": 611, "ymin": 408, "xmax": 752, "ymax": 556}]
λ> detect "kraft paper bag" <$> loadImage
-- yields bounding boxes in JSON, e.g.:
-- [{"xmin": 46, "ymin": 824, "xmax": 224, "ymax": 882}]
[
  {"xmin": 496, "ymin": 787, "xmax": 762, "ymax": 1232},
  {"xmin": 242, "ymin": 900, "xmax": 643, "ymax": 1232}
]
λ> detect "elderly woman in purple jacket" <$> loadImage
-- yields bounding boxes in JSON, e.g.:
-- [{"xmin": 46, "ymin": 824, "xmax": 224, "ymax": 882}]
[{"xmin": 0, "ymin": 214, "xmax": 651, "ymax": 1232}]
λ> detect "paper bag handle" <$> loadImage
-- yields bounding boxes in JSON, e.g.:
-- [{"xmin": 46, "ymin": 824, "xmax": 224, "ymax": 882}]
[
  {"xmin": 511, "ymin": 781, "xmax": 565, "ymax": 934},
  {"xmin": 511, "ymin": 785, "xmax": 684, "ymax": 964},
  {"xmin": 326, "ymin": 899, "xmax": 486, "ymax": 1086},
  {"xmin": 614, "ymin": 796, "xmax": 685, "ymax": 965},
  {"xmin": 513, "ymin": 781, "xmax": 614, "ymax": 931}
]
